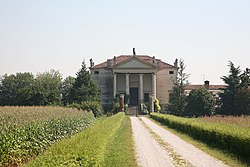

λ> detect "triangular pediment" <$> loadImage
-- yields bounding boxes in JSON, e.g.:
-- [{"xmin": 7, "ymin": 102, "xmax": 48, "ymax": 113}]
[{"xmin": 115, "ymin": 57, "xmax": 154, "ymax": 69}]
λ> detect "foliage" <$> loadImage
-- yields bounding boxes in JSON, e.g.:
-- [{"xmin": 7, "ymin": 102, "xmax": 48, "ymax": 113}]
[
  {"xmin": 141, "ymin": 103, "xmax": 149, "ymax": 115},
  {"xmin": 115, "ymin": 93, "xmax": 130, "ymax": 104},
  {"xmin": 0, "ymin": 73, "xmax": 35, "ymax": 106},
  {"xmin": 150, "ymin": 113, "xmax": 250, "ymax": 162},
  {"xmin": 79, "ymin": 101, "xmax": 104, "ymax": 117},
  {"xmin": 219, "ymin": 61, "xmax": 250, "ymax": 115},
  {"xmin": 0, "ymin": 70, "xmax": 62, "ymax": 106},
  {"xmin": 185, "ymin": 88, "xmax": 216, "ymax": 117},
  {"xmin": 110, "ymin": 101, "xmax": 120, "ymax": 115},
  {"xmin": 62, "ymin": 76, "xmax": 75, "ymax": 106},
  {"xmin": 33, "ymin": 69, "xmax": 62, "ymax": 105},
  {"xmin": 0, "ymin": 107, "xmax": 95, "ymax": 167},
  {"xmin": 70, "ymin": 60, "xmax": 100, "ymax": 103},
  {"xmin": 154, "ymin": 98, "xmax": 161, "ymax": 112},
  {"xmin": 167, "ymin": 59, "xmax": 189, "ymax": 116},
  {"xmin": 25, "ymin": 113, "xmax": 136, "ymax": 167}
]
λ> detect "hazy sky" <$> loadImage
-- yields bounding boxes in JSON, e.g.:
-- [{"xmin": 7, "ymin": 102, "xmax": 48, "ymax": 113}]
[{"xmin": 0, "ymin": 0, "xmax": 249, "ymax": 84}]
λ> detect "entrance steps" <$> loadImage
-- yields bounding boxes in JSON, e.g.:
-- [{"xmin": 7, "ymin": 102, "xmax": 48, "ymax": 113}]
[{"xmin": 126, "ymin": 106, "xmax": 138, "ymax": 116}]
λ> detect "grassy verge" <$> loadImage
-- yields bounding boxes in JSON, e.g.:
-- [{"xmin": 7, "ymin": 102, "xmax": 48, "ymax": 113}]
[
  {"xmin": 103, "ymin": 117, "xmax": 137, "ymax": 167},
  {"xmin": 150, "ymin": 114, "xmax": 250, "ymax": 167},
  {"xmin": 25, "ymin": 113, "xmax": 137, "ymax": 167}
]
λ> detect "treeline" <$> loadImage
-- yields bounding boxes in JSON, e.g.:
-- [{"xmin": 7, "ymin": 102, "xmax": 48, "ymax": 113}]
[
  {"xmin": 0, "ymin": 70, "xmax": 61, "ymax": 106},
  {"xmin": 167, "ymin": 60, "xmax": 250, "ymax": 116},
  {"xmin": 0, "ymin": 61, "xmax": 102, "ymax": 115}
]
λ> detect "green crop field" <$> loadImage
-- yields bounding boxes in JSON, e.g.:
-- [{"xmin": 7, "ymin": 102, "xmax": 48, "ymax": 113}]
[{"xmin": 0, "ymin": 106, "xmax": 95, "ymax": 167}]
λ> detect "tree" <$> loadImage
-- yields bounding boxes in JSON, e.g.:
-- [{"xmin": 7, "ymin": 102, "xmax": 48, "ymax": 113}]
[
  {"xmin": 0, "ymin": 73, "xmax": 35, "ymax": 106},
  {"xmin": 33, "ymin": 70, "xmax": 62, "ymax": 105},
  {"xmin": 70, "ymin": 60, "xmax": 100, "ymax": 103},
  {"xmin": 62, "ymin": 76, "xmax": 75, "ymax": 105},
  {"xmin": 185, "ymin": 88, "xmax": 216, "ymax": 117},
  {"xmin": 219, "ymin": 61, "xmax": 250, "ymax": 115},
  {"xmin": 166, "ymin": 59, "xmax": 189, "ymax": 116}
]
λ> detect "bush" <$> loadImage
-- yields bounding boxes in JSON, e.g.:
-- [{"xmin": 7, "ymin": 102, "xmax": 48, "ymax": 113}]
[
  {"xmin": 79, "ymin": 101, "xmax": 104, "ymax": 117},
  {"xmin": 110, "ymin": 101, "xmax": 120, "ymax": 115},
  {"xmin": 185, "ymin": 88, "xmax": 216, "ymax": 117},
  {"xmin": 154, "ymin": 98, "xmax": 161, "ymax": 112},
  {"xmin": 150, "ymin": 113, "xmax": 250, "ymax": 160},
  {"xmin": 140, "ymin": 103, "xmax": 149, "ymax": 115}
]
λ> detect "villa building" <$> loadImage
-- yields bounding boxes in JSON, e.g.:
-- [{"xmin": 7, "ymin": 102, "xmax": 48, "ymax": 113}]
[{"xmin": 89, "ymin": 50, "xmax": 177, "ymax": 112}]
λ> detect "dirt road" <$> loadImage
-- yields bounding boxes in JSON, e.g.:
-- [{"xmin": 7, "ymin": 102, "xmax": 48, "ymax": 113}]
[{"xmin": 130, "ymin": 116, "xmax": 228, "ymax": 167}]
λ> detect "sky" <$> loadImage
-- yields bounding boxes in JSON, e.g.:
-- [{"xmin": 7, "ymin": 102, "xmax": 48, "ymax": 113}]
[{"xmin": 0, "ymin": 0, "xmax": 249, "ymax": 84}]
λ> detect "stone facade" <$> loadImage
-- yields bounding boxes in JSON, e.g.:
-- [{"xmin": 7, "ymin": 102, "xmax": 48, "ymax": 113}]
[{"xmin": 90, "ymin": 55, "xmax": 177, "ymax": 112}]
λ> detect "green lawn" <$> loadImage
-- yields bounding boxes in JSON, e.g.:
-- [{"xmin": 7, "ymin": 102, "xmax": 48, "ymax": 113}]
[{"xmin": 24, "ymin": 113, "xmax": 137, "ymax": 167}]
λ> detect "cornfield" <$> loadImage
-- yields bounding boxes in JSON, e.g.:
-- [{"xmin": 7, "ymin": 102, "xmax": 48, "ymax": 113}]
[{"xmin": 0, "ymin": 106, "xmax": 95, "ymax": 167}]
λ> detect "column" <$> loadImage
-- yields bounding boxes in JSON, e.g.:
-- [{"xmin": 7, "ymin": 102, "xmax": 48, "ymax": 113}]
[
  {"xmin": 139, "ymin": 74, "xmax": 144, "ymax": 103},
  {"xmin": 125, "ymin": 74, "xmax": 130, "ymax": 95},
  {"xmin": 151, "ymin": 73, "xmax": 156, "ymax": 112},
  {"xmin": 152, "ymin": 73, "xmax": 156, "ymax": 99},
  {"xmin": 113, "ymin": 74, "xmax": 117, "ymax": 98}
]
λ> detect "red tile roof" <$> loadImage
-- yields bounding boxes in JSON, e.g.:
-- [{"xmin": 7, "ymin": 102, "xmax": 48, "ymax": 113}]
[
  {"xmin": 185, "ymin": 84, "xmax": 226, "ymax": 90},
  {"xmin": 91, "ymin": 55, "xmax": 174, "ymax": 69}
]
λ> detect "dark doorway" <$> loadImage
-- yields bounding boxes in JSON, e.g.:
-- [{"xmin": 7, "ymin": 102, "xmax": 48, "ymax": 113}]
[{"xmin": 130, "ymin": 87, "xmax": 138, "ymax": 106}]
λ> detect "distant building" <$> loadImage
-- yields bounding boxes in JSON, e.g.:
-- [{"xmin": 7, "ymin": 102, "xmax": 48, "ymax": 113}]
[
  {"xmin": 90, "ymin": 51, "xmax": 177, "ymax": 112},
  {"xmin": 185, "ymin": 81, "xmax": 226, "ymax": 97}
]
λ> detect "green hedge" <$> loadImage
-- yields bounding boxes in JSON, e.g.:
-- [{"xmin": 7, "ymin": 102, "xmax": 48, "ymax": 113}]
[
  {"xmin": 0, "ymin": 112, "xmax": 95, "ymax": 167},
  {"xmin": 150, "ymin": 113, "xmax": 250, "ymax": 160}
]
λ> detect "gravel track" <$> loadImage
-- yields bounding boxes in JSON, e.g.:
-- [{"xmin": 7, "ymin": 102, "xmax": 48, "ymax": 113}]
[
  {"xmin": 130, "ymin": 116, "xmax": 175, "ymax": 167},
  {"xmin": 135, "ymin": 116, "xmax": 228, "ymax": 167}
]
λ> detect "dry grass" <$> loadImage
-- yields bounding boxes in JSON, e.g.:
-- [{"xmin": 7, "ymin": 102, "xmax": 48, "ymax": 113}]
[
  {"xmin": 0, "ymin": 106, "xmax": 86, "ymax": 127},
  {"xmin": 199, "ymin": 115, "xmax": 250, "ymax": 128}
]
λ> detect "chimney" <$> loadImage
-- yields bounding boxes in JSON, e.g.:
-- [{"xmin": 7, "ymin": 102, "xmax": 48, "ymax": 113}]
[
  {"xmin": 107, "ymin": 59, "xmax": 113, "ymax": 68},
  {"xmin": 174, "ymin": 59, "xmax": 178, "ymax": 68},
  {"xmin": 204, "ymin": 80, "xmax": 210, "ymax": 89},
  {"xmin": 133, "ymin": 48, "xmax": 136, "ymax": 56},
  {"xmin": 153, "ymin": 56, "xmax": 155, "ymax": 63},
  {"xmin": 90, "ymin": 58, "xmax": 94, "ymax": 68},
  {"xmin": 113, "ymin": 56, "xmax": 117, "ymax": 67}
]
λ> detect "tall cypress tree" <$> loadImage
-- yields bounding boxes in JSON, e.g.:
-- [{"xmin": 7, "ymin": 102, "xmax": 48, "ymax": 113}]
[
  {"xmin": 70, "ymin": 60, "xmax": 100, "ymax": 103},
  {"xmin": 220, "ymin": 61, "xmax": 250, "ymax": 115},
  {"xmin": 167, "ymin": 59, "xmax": 189, "ymax": 116}
]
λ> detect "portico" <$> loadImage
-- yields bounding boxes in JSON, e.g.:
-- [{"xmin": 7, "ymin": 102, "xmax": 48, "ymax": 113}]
[{"xmin": 113, "ymin": 72, "xmax": 156, "ymax": 107}]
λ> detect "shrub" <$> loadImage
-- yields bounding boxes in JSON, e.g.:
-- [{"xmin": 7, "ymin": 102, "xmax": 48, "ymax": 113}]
[
  {"xmin": 185, "ymin": 88, "xmax": 216, "ymax": 117},
  {"xmin": 79, "ymin": 101, "xmax": 104, "ymax": 117},
  {"xmin": 154, "ymin": 98, "xmax": 161, "ymax": 112},
  {"xmin": 140, "ymin": 103, "xmax": 149, "ymax": 115}
]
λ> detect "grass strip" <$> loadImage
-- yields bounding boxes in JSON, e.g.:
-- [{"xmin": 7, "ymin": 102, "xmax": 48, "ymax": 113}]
[
  {"xmin": 150, "ymin": 113, "xmax": 250, "ymax": 167},
  {"xmin": 103, "ymin": 117, "xmax": 137, "ymax": 167},
  {"xmin": 24, "ymin": 113, "xmax": 134, "ymax": 167}
]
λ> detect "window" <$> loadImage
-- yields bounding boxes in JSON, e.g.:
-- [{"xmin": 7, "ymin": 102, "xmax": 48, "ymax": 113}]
[
  {"xmin": 169, "ymin": 71, "xmax": 174, "ymax": 74},
  {"xmin": 144, "ymin": 93, "xmax": 149, "ymax": 102},
  {"xmin": 94, "ymin": 71, "xmax": 99, "ymax": 75}
]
